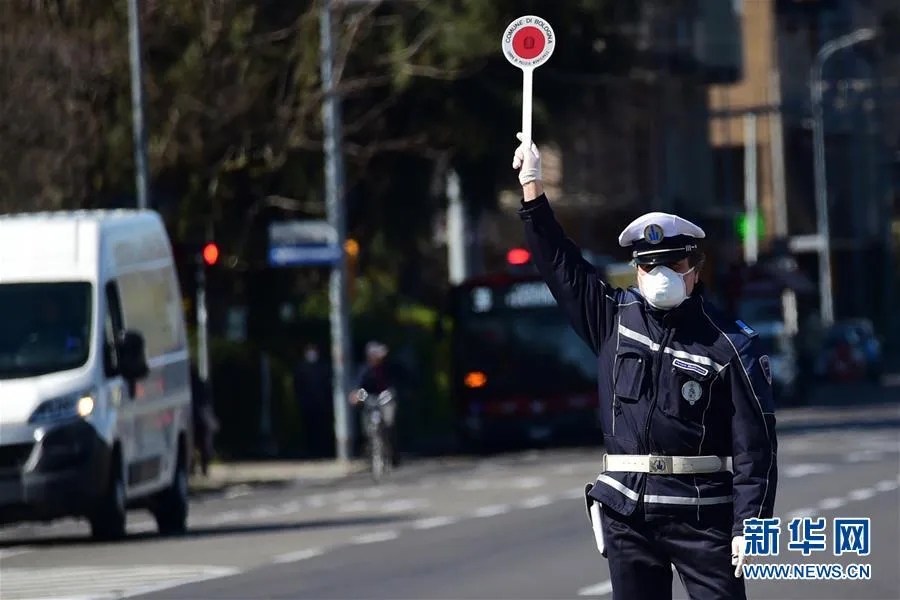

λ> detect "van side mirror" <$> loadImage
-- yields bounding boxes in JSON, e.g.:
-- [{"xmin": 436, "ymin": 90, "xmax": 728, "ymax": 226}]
[{"xmin": 117, "ymin": 330, "xmax": 149, "ymax": 382}]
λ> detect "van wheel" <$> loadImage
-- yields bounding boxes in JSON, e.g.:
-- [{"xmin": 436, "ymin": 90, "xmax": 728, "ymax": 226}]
[
  {"xmin": 152, "ymin": 453, "xmax": 189, "ymax": 536},
  {"xmin": 89, "ymin": 454, "xmax": 127, "ymax": 541}
]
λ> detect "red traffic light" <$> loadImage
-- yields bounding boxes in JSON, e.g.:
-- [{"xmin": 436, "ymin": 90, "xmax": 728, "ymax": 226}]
[
  {"xmin": 507, "ymin": 248, "xmax": 530, "ymax": 265},
  {"xmin": 202, "ymin": 243, "xmax": 219, "ymax": 266}
]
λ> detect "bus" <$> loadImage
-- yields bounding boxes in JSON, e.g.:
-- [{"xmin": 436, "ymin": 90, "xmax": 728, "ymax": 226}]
[{"xmin": 447, "ymin": 250, "xmax": 632, "ymax": 451}]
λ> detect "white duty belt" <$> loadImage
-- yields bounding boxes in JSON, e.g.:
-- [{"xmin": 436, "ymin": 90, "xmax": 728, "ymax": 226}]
[{"xmin": 603, "ymin": 454, "xmax": 733, "ymax": 475}]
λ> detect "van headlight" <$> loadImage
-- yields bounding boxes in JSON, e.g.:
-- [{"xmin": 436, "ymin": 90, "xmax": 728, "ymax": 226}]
[{"xmin": 29, "ymin": 389, "xmax": 97, "ymax": 424}]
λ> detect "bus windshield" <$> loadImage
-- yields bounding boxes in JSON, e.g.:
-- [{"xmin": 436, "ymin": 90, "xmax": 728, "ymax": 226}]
[{"xmin": 452, "ymin": 280, "xmax": 597, "ymax": 395}]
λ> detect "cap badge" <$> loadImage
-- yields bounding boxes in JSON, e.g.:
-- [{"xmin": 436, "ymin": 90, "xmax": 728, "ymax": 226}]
[{"xmin": 643, "ymin": 223, "xmax": 664, "ymax": 245}]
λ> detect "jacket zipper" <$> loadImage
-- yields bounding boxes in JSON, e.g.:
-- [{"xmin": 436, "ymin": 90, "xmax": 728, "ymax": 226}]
[{"xmin": 639, "ymin": 318, "xmax": 676, "ymax": 501}]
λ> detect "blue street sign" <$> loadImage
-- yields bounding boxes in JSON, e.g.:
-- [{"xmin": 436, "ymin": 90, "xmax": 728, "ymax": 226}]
[{"xmin": 268, "ymin": 220, "xmax": 340, "ymax": 267}]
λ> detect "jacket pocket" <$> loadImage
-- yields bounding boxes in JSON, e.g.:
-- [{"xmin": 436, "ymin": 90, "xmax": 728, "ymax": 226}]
[
  {"xmin": 660, "ymin": 356, "xmax": 716, "ymax": 424},
  {"xmin": 612, "ymin": 346, "xmax": 650, "ymax": 435}
]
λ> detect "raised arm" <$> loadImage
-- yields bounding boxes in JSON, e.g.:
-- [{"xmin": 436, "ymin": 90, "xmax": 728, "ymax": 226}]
[{"xmin": 513, "ymin": 135, "xmax": 618, "ymax": 354}]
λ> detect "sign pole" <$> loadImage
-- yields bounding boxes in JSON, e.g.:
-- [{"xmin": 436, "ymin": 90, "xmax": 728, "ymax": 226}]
[
  {"xmin": 521, "ymin": 67, "xmax": 534, "ymax": 150},
  {"xmin": 319, "ymin": 0, "xmax": 352, "ymax": 463},
  {"xmin": 501, "ymin": 15, "xmax": 556, "ymax": 151}
]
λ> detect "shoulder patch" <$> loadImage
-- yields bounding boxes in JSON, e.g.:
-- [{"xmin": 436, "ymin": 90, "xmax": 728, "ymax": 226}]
[
  {"xmin": 759, "ymin": 355, "xmax": 772, "ymax": 385},
  {"xmin": 735, "ymin": 320, "xmax": 757, "ymax": 338}
]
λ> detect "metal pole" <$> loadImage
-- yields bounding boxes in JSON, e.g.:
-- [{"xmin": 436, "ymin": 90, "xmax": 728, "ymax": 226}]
[
  {"xmin": 195, "ymin": 259, "xmax": 210, "ymax": 385},
  {"xmin": 126, "ymin": 0, "xmax": 150, "ymax": 210},
  {"xmin": 810, "ymin": 28, "xmax": 875, "ymax": 327},
  {"xmin": 768, "ymin": 70, "xmax": 789, "ymax": 237},
  {"xmin": 319, "ymin": 0, "xmax": 353, "ymax": 463},
  {"xmin": 446, "ymin": 170, "xmax": 468, "ymax": 285},
  {"xmin": 743, "ymin": 113, "xmax": 759, "ymax": 266},
  {"xmin": 259, "ymin": 353, "xmax": 277, "ymax": 457}
]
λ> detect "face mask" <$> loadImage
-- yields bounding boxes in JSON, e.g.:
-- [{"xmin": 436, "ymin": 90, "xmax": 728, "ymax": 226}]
[{"xmin": 638, "ymin": 266, "xmax": 695, "ymax": 310}]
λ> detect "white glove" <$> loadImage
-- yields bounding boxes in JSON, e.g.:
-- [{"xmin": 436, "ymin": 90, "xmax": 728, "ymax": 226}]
[
  {"xmin": 731, "ymin": 535, "xmax": 747, "ymax": 578},
  {"xmin": 512, "ymin": 132, "xmax": 542, "ymax": 186}
]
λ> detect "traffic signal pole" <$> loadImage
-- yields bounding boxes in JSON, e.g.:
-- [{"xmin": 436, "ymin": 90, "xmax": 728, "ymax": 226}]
[{"xmin": 195, "ymin": 255, "xmax": 211, "ymax": 390}]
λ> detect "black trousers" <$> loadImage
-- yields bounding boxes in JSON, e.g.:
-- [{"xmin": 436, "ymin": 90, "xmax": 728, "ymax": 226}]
[{"xmin": 601, "ymin": 504, "xmax": 747, "ymax": 600}]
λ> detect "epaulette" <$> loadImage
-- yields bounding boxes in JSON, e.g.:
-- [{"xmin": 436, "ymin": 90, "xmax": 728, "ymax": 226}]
[{"xmin": 734, "ymin": 319, "xmax": 758, "ymax": 338}]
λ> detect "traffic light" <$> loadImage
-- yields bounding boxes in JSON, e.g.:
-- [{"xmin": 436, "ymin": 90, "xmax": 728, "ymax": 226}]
[
  {"xmin": 507, "ymin": 247, "xmax": 531, "ymax": 265},
  {"xmin": 344, "ymin": 238, "xmax": 359, "ymax": 258},
  {"xmin": 345, "ymin": 238, "xmax": 359, "ymax": 299},
  {"xmin": 735, "ymin": 213, "xmax": 765, "ymax": 242},
  {"xmin": 202, "ymin": 242, "xmax": 219, "ymax": 266}
]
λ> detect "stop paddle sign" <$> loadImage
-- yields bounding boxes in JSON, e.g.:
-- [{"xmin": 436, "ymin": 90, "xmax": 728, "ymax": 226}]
[{"xmin": 501, "ymin": 16, "xmax": 556, "ymax": 150}]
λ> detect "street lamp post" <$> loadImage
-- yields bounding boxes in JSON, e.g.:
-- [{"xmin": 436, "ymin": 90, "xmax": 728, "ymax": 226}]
[
  {"xmin": 126, "ymin": 0, "xmax": 150, "ymax": 210},
  {"xmin": 810, "ymin": 27, "xmax": 875, "ymax": 327},
  {"xmin": 319, "ymin": 0, "xmax": 353, "ymax": 463}
]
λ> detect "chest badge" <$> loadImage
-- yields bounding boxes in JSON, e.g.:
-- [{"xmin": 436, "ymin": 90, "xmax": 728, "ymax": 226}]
[{"xmin": 681, "ymin": 380, "xmax": 703, "ymax": 405}]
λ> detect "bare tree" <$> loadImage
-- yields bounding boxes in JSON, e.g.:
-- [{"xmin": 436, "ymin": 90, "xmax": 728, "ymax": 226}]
[{"xmin": 0, "ymin": 6, "xmax": 122, "ymax": 212}]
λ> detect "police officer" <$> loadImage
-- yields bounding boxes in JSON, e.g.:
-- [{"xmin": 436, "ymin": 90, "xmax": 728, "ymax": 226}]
[{"xmin": 512, "ymin": 134, "xmax": 777, "ymax": 600}]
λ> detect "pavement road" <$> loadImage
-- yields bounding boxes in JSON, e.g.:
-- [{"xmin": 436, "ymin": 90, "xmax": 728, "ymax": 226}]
[{"xmin": 1, "ymin": 422, "xmax": 898, "ymax": 599}]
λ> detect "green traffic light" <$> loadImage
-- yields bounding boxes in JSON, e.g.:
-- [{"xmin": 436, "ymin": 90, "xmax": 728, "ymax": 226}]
[{"xmin": 735, "ymin": 213, "xmax": 765, "ymax": 241}]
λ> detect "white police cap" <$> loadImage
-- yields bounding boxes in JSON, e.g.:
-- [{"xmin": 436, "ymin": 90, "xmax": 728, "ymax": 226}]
[{"xmin": 617, "ymin": 212, "xmax": 706, "ymax": 266}]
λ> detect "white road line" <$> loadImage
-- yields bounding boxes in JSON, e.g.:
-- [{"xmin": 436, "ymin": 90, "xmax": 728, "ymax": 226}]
[
  {"xmin": 785, "ymin": 508, "xmax": 819, "ymax": 522},
  {"xmin": 119, "ymin": 566, "xmax": 242, "ymax": 599},
  {"xmin": 511, "ymin": 476, "xmax": 546, "ymax": 489},
  {"xmin": 306, "ymin": 495, "xmax": 327, "ymax": 508},
  {"xmin": 272, "ymin": 547, "xmax": 325, "ymax": 564},
  {"xmin": 0, "ymin": 547, "xmax": 34, "ymax": 560},
  {"xmin": 561, "ymin": 488, "xmax": 584, "ymax": 500},
  {"xmin": 2, "ymin": 565, "xmax": 240, "ymax": 600},
  {"xmin": 352, "ymin": 530, "xmax": 399, "ymax": 544},
  {"xmin": 521, "ymin": 495, "xmax": 553, "ymax": 509},
  {"xmin": 845, "ymin": 451, "xmax": 884, "ymax": 463},
  {"xmin": 224, "ymin": 485, "xmax": 252, "ymax": 499},
  {"xmin": 362, "ymin": 487, "xmax": 388, "ymax": 499},
  {"xmin": 847, "ymin": 488, "xmax": 876, "ymax": 502},
  {"xmin": 577, "ymin": 580, "xmax": 614, "ymax": 597},
  {"xmin": 875, "ymin": 479, "xmax": 899, "ymax": 492},
  {"xmin": 412, "ymin": 516, "xmax": 459, "ymax": 530},
  {"xmin": 818, "ymin": 497, "xmax": 846, "ymax": 511},
  {"xmin": 459, "ymin": 479, "xmax": 490, "ymax": 491},
  {"xmin": 278, "ymin": 500, "xmax": 302, "ymax": 514},
  {"xmin": 210, "ymin": 511, "xmax": 242, "ymax": 524},
  {"xmin": 783, "ymin": 463, "xmax": 833, "ymax": 478},
  {"xmin": 337, "ymin": 500, "xmax": 369, "ymax": 513},
  {"xmin": 380, "ymin": 498, "xmax": 428, "ymax": 513},
  {"xmin": 249, "ymin": 506, "xmax": 277, "ymax": 519},
  {"xmin": 473, "ymin": 504, "xmax": 510, "ymax": 518}
]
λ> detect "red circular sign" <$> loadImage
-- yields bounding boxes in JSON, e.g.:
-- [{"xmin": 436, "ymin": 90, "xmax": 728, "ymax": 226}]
[{"xmin": 512, "ymin": 26, "xmax": 546, "ymax": 60}]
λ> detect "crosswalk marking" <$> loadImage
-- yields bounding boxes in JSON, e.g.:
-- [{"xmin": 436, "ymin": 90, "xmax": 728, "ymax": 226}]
[{"xmin": 0, "ymin": 565, "xmax": 239, "ymax": 600}]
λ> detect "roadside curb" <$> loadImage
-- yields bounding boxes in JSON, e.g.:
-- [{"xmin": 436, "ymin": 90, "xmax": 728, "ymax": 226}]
[
  {"xmin": 188, "ymin": 460, "xmax": 367, "ymax": 496},
  {"xmin": 776, "ymin": 402, "xmax": 900, "ymax": 433}
]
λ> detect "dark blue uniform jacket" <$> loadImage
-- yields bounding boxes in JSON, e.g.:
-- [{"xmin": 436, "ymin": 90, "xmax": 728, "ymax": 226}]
[{"xmin": 519, "ymin": 196, "xmax": 777, "ymax": 536}]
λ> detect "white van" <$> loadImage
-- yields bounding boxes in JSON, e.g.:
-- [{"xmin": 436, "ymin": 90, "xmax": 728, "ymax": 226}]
[{"xmin": 0, "ymin": 210, "xmax": 192, "ymax": 540}]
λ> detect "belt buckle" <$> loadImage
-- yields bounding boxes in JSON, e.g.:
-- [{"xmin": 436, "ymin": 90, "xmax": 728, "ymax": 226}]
[{"xmin": 648, "ymin": 455, "xmax": 673, "ymax": 474}]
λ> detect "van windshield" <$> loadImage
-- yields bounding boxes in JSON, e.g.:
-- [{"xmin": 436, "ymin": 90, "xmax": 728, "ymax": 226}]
[{"xmin": 0, "ymin": 282, "xmax": 92, "ymax": 378}]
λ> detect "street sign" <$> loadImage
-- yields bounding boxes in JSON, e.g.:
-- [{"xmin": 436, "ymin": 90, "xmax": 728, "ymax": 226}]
[
  {"xmin": 502, "ymin": 16, "xmax": 556, "ymax": 70},
  {"xmin": 268, "ymin": 220, "xmax": 341, "ymax": 266},
  {"xmin": 501, "ymin": 16, "xmax": 556, "ymax": 152}
]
